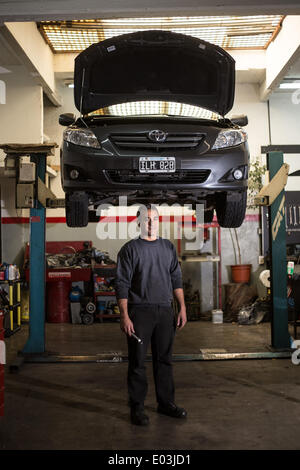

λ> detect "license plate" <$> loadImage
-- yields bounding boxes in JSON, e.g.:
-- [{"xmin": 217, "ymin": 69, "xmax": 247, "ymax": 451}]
[{"xmin": 139, "ymin": 156, "xmax": 176, "ymax": 173}]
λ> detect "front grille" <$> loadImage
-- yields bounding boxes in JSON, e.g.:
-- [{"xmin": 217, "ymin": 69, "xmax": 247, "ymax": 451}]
[
  {"xmin": 109, "ymin": 132, "xmax": 204, "ymax": 152},
  {"xmin": 106, "ymin": 169, "xmax": 210, "ymax": 184}
]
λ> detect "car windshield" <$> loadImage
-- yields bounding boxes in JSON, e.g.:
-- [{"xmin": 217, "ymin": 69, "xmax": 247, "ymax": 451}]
[{"xmin": 87, "ymin": 101, "xmax": 221, "ymax": 120}]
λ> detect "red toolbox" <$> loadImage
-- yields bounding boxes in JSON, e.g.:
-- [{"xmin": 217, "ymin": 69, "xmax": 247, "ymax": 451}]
[
  {"xmin": 24, "ymin": 241, "xmax": 92, "ymax": 282},
  {"xmin": 0, "ymin": 311, "xmax": 4, "ymax": 416}
]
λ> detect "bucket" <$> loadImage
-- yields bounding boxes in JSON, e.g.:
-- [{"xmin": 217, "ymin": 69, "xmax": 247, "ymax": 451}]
[
  {"xmin": 231, "ymin": 264, "xmax": 252, "ymax": 283},
  {"xmin": 69, "ymin": 286, "xmax": 82, "ymax": 302},
  {"xmin": 212, "ymin": 309, "xmax": 223, "ymax": 324}
]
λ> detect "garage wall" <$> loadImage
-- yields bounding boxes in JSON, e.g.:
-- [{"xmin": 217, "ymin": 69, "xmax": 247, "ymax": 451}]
[
  {"xmin": 180, "ymin": 221, "xmax": 264, "ymax": 314},
  {"xmin": 0, "ymin": 65, "xmax": 43, "ymax": 264},
  {"xmin": 0, "ymin": 65, "xmax": 43, "ymax": 159},
  {"xmin": 231, "ymin": 82, "xmax": 270, "ymax": 160},
  {"xmin": 269, "ymin": 90, "xmax": 300, "ymax": 191},
  {"xmin": 0, "ymin": 177, "xmax": 30, "ymax": 266},
  {"xmin": 44, "ymin": 79, "xmax": 74, "ymax": 210}
]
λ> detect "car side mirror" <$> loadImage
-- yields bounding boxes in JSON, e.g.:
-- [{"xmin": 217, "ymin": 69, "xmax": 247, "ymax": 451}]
[
  {"xmin": 230, "ymin": 115, "xmax": 248, "ymax": 127},
  {"xmin": 59, "ymin": 113, "xmax": 76, "ymax": 126}
]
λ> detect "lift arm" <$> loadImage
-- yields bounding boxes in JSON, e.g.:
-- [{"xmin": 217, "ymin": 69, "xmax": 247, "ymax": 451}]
[{"xmin": 254, "ymin": 163, "xmax": 289, "ymax": 206}]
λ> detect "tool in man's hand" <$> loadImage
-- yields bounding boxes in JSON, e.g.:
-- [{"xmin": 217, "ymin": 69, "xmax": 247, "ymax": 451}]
[{"xmin": 130, "ymin": 332, "xmax": 143, "ymax": 344}]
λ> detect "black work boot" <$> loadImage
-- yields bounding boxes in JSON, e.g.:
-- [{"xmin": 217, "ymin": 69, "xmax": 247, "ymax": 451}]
[
  {"xmin": 157, "ymin": 402, "xmax": 187, "ymax": 419},
  {"xmin": 130, "ymin": 404, "xmax": 150, "ymax": 426}
]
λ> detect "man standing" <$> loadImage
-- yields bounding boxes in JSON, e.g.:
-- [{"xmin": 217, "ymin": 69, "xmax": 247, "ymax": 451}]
[{"xmin": 115, "ymin": 203, "xmax": 187, "ymax": 426}]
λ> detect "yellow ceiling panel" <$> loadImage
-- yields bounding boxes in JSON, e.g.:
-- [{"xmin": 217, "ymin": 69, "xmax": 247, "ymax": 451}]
[{"xmin": 38, "ymin": 15, "xmax": 283, "ymax": 53}]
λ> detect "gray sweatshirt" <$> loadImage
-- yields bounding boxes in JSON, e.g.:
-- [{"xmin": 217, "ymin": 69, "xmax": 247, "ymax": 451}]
[{"xmin": 115, "ymin": 236, "xmax": 183, "ymax": 305}]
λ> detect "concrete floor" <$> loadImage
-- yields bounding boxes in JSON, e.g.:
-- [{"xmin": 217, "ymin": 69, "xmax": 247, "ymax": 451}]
[{"xmin": 1, "ymin": 320, "xmax": 300, "ymax": 450}]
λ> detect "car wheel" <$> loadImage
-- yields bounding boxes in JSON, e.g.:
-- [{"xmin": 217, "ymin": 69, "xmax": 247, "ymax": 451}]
[
  {"xmin": 66, "ymin": 191, "xmax": 89, "ymax": 227},
  {"xmin": 216, "ymin": 191, "xmax": 247, "ymax": 228}
]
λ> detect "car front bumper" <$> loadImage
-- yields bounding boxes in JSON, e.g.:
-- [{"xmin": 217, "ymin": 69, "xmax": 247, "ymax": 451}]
[{"xmin": 61, "ymin": 140, "xmax": 249, "ymax": 195}]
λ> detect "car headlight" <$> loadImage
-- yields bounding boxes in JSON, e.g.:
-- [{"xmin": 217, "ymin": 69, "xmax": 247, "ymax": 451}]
[
  {"xmin": 63, "ymin": 127, "xmax": 101, "ymax": 148},
  {"xmin": 211, "ymin": 129, "xmax": 247, "ymax": 150}
]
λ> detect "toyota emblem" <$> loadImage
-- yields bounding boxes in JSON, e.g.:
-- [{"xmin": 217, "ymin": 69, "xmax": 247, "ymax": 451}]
[{"xmin": 148, "ymin": 130, "xmax": 168, "ymax": 143}]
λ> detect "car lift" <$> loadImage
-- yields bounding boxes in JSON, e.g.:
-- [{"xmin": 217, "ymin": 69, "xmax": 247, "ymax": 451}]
[
  {"xmin": 0, "ymin": 143, "xmax": 64, "ymax": 369},
  {"xmin": 259, "ymin": 145, "xmax": 300, "ymax": 351},
  {"xmin": 255, "ymin": 149, "xmax": 291, "ymax": 350},
  {"xmin": 1, "ymin": 145, "xmax": 293, "ymax": 368}
]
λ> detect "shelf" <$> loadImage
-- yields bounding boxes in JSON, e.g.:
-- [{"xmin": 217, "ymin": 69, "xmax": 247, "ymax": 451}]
[
  {"xmin": 179, "ymin": 255, "xmax": 220, "ymax": 262},
  {"xmin": 95, "ymin": 314, "xmax": 120, "ymax": 319},
  {"xmin": 94, "ymin": 291, "xmax": 116, "ymax": 296},
  {"xmin": 92, "ymin": 263, "xmax": 116, "ymax": 269},
  {"xmin": 92, "ymin": 262, "xmax": 117, "ymax": 276},
  {"xmin": 8, "ymin": 303, "xmax": 21, "ymax": 309}
]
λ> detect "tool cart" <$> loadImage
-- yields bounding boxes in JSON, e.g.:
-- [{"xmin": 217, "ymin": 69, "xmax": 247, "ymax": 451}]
[{"xmin": 92, "ymin": 263, "xmax": 119, "ymax": 322}]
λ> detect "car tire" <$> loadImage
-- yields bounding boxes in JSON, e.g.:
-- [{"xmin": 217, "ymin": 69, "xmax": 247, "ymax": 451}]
[
  {"xmin": 66, "ymin": 192, "xmax": 89, "ymax": 227},
  {"xmin": 88, "ymin": 209, "xmax": 100, "ymax": 222},
  {"xmin": 216, "ymin": 191, "xmax": 247, "ymax": 228},
  {"xmin": 85, "ymin": 301, "xmax": 96, "ymax": 314},
  {"xmin": 81, "ymin": 313, "xmax": 94, "ymax": 325}
]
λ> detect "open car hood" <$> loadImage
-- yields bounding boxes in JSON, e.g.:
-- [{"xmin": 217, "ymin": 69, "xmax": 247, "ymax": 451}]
[{"xmin": 74, "ymin": 30, "xmax": 235, "ymax": 116}]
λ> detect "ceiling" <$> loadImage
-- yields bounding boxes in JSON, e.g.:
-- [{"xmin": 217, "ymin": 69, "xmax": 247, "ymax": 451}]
[
  {"xmin": 285, "ymin": 56, "xmax": 300, "ymax": 79},
  {"xmin": 0, "ymin": 34, "xmax": 21, "ymax": 67},
  {"xmin": 38, "ymin": 15, "xmax": 283, "ymax": 53},
  {"xmin": 0, "ymin": 0, "xmax": 299, "ymax": 22}
]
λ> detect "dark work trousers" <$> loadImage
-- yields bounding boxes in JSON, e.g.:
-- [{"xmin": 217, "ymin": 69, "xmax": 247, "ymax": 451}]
[{"xmin": 127, "ymin": 303, "xmax": 177, "ymax": 407}]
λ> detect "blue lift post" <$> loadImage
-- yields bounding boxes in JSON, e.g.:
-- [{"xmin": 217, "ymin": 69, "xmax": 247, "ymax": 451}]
[
  {"xmin": 22, "ymin": 153, "xmax": 46, "ymax": 354},
  {"xmin": 267, "ymin": 151, "xmax": 290, "ymax": 349},
  {"xmin": 0, "ymin": 143, "xmax": 58, "ymax": 359},
  {"xmin": 0, "ymin": 143, "xmax": 58, "ymax": 368}
]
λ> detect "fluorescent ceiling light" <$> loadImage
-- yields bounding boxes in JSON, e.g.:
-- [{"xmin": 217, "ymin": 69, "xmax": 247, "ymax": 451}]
[
  {"xmin": 38, "ymin": 15, "xmax": 283, "ymax": 53},
  {"xmin": 90, "ymin": 101, "xmax": 220, "ymax": 119},
  {"xmin": 279, "ymin": 82, "xmax": 300, "ymax": 89}
]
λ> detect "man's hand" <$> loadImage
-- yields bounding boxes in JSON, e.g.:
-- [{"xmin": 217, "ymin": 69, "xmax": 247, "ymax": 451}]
[
  {"xmin": 118, "ymin": 298, "xmax": 135, "ymax": 336},
  {"xmin": 173, "ymin": 288, "xmax": 187, "ymax": 330},
  {"xmin": 120, "ymin": 315, "xmax": 135, "ymax": 336},
  {"xmin": 177, "ymin": 307, "xmax": 187, "ymax": 330}
]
